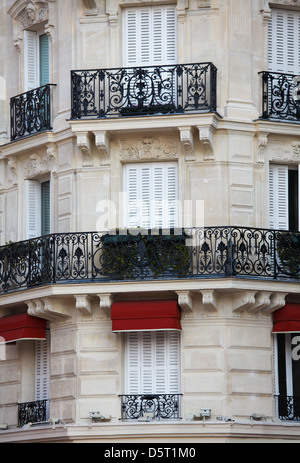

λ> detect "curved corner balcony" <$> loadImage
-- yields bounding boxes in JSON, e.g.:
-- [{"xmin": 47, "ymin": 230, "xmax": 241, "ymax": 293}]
[
  {"xmin": 70, "ymin": 62, "xmax": 217, "ymax": 119},
  {"xmin": 0, "ymin": 227, "xmax": 299, "ymax": 295}
]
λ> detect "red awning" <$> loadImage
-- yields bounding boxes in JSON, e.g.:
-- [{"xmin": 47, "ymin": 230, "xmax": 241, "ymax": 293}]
[
  {"xmin": 0, "ymin": 313, "xmax": 47, "ymax": 343},
  {"xmin": 273, "ymin": 303, "xmax": 300, "ymax": 333},
  {"xmin": 111, "ymin": 300, "xmax": 182, "ymax": 332}
]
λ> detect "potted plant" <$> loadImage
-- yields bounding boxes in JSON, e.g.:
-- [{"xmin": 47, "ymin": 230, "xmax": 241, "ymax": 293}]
[
  {"xmin": 276, "ymin": 231, "xmax": 300, "ymax": 275},
  {"xmin": 98, "ymin": 229, "xmax": 191, "ymax": 279}
]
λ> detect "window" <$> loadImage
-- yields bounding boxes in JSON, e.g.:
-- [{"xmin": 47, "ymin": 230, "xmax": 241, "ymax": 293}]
[
  {"xmin": 123, "ymin": 5, "xmax": 177, "ymax": 67},
  {"xmin": 275, "ymin": 333, "xmax": 300, "ymax": 420},
  {"xmin": 125, "ymin": 331, "xmax": 180, "ymax": 395},
  {"xmin": 268, "ymin": 9, "xmax": 300, "ymax": 74},
  {"xmin": 24, "ymin": 30, "xmax": 50, "ymax": 91},
  {"xmin": 25, "ymin": 179, "xmax": 51, "ymax": 239},
  {"xmin": 123, "ymin": 162, "xmax": 178, "ymax": 229},
  {"xmin": 269, "ymin": 164, "xmax": 300, "ymax": 231}
]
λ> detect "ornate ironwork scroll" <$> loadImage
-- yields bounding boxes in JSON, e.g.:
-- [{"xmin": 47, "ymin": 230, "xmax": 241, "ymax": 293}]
[
  {"xmin": 276, "ymin": 395, "xmax": 300, "ymax": 421},
  {"xmin": 18, "ymin": 400, "xmax": 49, "ymax": 427},
  {"xmin": 71, "ymin": 63, "xmax": 217, "ymax": 119},
  {"xmin": 10, "ymin": 84, "xmax": 56, "ymax": 141},
  {"xmin": 260, "ymin": 71, "xmax": 300, "ymax": 122},
  {"xmin": 119, "ymin": 394, "xmax": 182, "ymax": 420}
]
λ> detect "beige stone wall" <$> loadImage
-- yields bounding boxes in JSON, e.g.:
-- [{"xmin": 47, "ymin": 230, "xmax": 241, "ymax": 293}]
[{"xmin": 0, "ymin": 0, "xmax": 299, "ymax": 442}]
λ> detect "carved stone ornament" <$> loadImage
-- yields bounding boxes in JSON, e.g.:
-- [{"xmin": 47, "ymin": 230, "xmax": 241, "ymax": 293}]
[
  {"xmin": 256, "ymin": 133, "xmax": 269, "ymax": 165},
  {"xmin": 120, "ymin": 137, "xmax": 178, "ymax": 161},
  {"xmin": 198, "ymin": 0, "xmax": 211, "ymax": 7},
  {"xmin": 269, "ymin": 142, "xmax": 300, "ymax": 164},
  {"xmin": 8, "ymin": 0, "xmax": 49, "ymax": 29},
  {"xmin": 268, "ymin": 0, "xmax": 300, "ymax": 7},
  {"xmin": 24, "ymin": 150, "xmax": 57, "ymax": 179},
  {"xmin": 7, "ymin": 157, "xmax": 18, "ymax": 185},
  {"xmin": 82, "ymin": 0, "xmax": 97, "ymax": 15}
]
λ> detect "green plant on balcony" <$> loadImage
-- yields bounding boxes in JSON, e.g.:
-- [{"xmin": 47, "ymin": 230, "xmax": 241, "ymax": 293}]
[
  {"xmin": 276, "ymin": 231, "xmax": 300, "ymax": 275},
  {"xmin": 100, "ymin": 229, "xmax": 191, "ymax": 279}
]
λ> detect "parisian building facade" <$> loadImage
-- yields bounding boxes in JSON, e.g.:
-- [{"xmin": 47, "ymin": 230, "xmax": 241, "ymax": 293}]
[{"xmin": 0, "ymin": 0, "xmax": 299, "ymax": 443}]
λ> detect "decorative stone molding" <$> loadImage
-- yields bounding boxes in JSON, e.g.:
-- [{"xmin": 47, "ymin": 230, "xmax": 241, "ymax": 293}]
[
  {"xmin": 120, "ymin": 137, "xmax": 178, "ymax": 162},
  {"xmin": 7, "ymin": 157, "xmax": 18, "ymax": 185},
  {"xmin": 26, "ymin": 297, "xmax": 72, "ymax": 322},
  {"xmin": 198, "ymin": 126, "xmax": 215, "ymax": 161},
  {"xmin": 98, "ymin": 293, "xmax": 114, "ymax": 317},
  {"xmin": 232, "ymin": 290, "xmax": 257, "ymax": 314},
  {"xmin": 74, "ymin": 295, "xmax": 93, "ymax": 316},
  {"xmin": 256, "ymin": 133, "xmax": 269, "ymax": 165},
  {"xmin": 82, "ymin": 0, "xmax": 98, "ymax": 15},
  {"xmin": 200, "ymin": 290, "xmax": 218, "ymax": 313},
  {"xmin": 13, "ymin": 38, "xmax": 23, "ymax": 55},
  {"xmin": 75, "ymin": 132, "xmax": 94, "ymax": 167},
  {"xmin": 94, "ymin": 131, "xmax": 111, "ymax": 166},
  {"xmin": 178, "ymin": 127, "xmax": 195, "ymax": 162},
  {"xmin": 262, "ymin": 292, "xmax": 288, "ymax": 315},
  {"xmin": 269, "ymin": 142, "xmax": 300, "ymax": 164},
  {"xmin": 24, "ymin": 151, "xmax": 57, "ymax": 179},
  {"xmin": 247, "ymin": 291, "xmax": 272, "ymax": 314},
  {"xmin": 8, "ymin": 0, "xmax": 50, "ymax": 30},
  {"xmin": 268, "ymin": 0, "xmax": 300, "ymax": 8},
  {"xmin": 198, "ymin": 0, "xmax": 211, "ymax": 7},
  {"xmin": 176, "ymin": 290, "xmax": 194, "ymax": 313}
]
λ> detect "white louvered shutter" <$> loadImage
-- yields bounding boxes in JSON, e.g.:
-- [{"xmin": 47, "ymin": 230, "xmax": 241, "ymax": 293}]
[
  {"xmin": 24, "ymin": 30, "xmax": 39, "ymax": 91},
  {"xmin": 124, "ymin": 162, "xmax": 178, "ymax": 229},
  {"xmin": 124, "ymin": 6, "xmax": 177, "ymax": 66},
  {"xmin": 125, "ymin": 331, "xmax": 180, "ymax": 394},
  {"xmin": 35, "ymin": 330, "xmax": 50, "ymax": 402},
  {"xmin": 269, "ymin": 165, "xmax": 289, "ymax": 230},
  {"xmin": 25, "ymin": 180, "xmax": 41, "ymax": 239},
  {"xmin": 268, "ymin": 9, "xmax": 300, "ymax": 74}
]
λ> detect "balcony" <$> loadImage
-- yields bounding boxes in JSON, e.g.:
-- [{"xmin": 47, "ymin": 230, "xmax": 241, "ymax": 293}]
[
  {"xmin": 70, "ymin": 62, "xmax": 217, "ymax": 119},
  {"xmin": 259, "ymin": 71, "xmax": 300, "ymax": 122},
  {"xmin": 119, "ymin": 394, "xmax": 182, "ymax": 421},
  {"xmin": 10, "ymin": 84, "xmax": 56, "ymax": 141},
  {"xmin": 0, "ymin": 227, "xmax": 299, "ymax": 295},
  {"xmin": 18, "ymin": 399, "xmax": 49, "ymax": 427},
  {"xmin": 276, "ymin": 396, "xmax": 300, "ymax": 421}
]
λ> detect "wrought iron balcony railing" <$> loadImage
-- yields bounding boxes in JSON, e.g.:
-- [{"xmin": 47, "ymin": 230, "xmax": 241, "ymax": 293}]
[
  {"xmin": 119, "ymin": 394, "xmax": 182, "ymax": 420},
  {"xmin": 259, "ymin": 71, "xmax": 300, "ymax": 122},
  {"xmin": 10, "ymin": 84, "xmax": 56, "ymax": 141},
  {"xmin": 18, "ymin": 399, "xmax": 49, "ymax": 427},
  {"xmin": 71, "ymin": 62, "xmax": 217, "ymax": 119},
  {"xmin": 276, "ymin": 395, "xmax": 300, "ymax": 421},
  {"xmin": 0, "ymin": 227, "xmax": 299, "ymax": 294}
]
